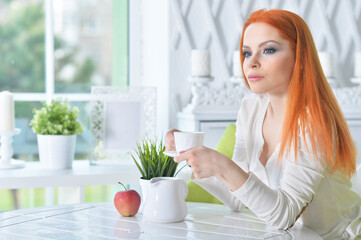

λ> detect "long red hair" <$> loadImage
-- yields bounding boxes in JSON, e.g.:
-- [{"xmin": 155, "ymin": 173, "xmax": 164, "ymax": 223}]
[{"xmin": 240, "ymin": 9, "xmax": 357, "ymax": 178}]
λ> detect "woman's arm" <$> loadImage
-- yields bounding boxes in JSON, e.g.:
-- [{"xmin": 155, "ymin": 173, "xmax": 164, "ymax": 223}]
[
  {"xmin": 175, "ymin": 106, "xmax": 250, "ymax": 211},
  {"xmin": 177, "ymin": 144, "xmax": 325, "ymax": 229},
  {"xmin": 176, "ymin": 146, "xmax": 248, "ymax": 211},
  {"xmin": 191, "ymin": 174, "xmax": 246, "ymax": 212},
  {"xmin": 230, "ymin": 148, "xmax": 325, "ymax": 229},
  {"xmin": 178, "ymin": 147, "xmax": 249, "ymax": 191}
]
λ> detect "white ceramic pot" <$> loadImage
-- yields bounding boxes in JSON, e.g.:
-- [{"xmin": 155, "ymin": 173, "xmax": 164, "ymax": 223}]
[
  {"xmin": 143, "ymin": 177, "xmax": 188, "ymax": 223},
  {"xmin": 139, "ymin": 178, "xmax": 150, "ymax": 202},
  {"xmin": 37, "ymin": 134, "xmax": 76, "ymax": 169},
  {"xmin": 139, "ymin": 178, "xmax": 150, "ymax": 213}
]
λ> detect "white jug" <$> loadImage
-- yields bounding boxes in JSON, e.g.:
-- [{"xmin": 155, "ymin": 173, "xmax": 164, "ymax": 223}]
[{"xmin": 143, "ymin": 177, "xmax": 188, "ymax": 223}]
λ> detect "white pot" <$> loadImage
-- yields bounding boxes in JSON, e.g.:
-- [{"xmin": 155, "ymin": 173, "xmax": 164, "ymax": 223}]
[
  {"xmin": 143, "ymin": 177, "xmax": 188, "ymax": 223},
  {"xmin": 139, "ymin": 178, "xmax": 150, "ymax": 202},
  {"xmin": 37, "ymin": 134, "xmax": 76, "ymax": 169},
  {"xmin": 139, "ymin": 178, "xmax": 150, "ymax": 213}
]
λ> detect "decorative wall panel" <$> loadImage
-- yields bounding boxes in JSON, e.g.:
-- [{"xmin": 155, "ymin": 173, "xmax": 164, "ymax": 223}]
[{"xmin": 168, "ymin": 0, "xmax": 361, "ymax": 124}]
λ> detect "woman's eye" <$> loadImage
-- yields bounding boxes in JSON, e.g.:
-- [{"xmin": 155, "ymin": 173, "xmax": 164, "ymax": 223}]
[
  {"xmin": 243, "ymin": 51, "xmax": 252, "ymax": 58},
  {"xmin": 263, "ymin": 48, "xmax": 276, "ymax": 54}
]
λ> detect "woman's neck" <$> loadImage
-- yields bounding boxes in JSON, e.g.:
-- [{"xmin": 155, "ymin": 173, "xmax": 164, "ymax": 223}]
[{"xmin": 266, "ymin": 93, "xmax": 288, "ymax": 122}]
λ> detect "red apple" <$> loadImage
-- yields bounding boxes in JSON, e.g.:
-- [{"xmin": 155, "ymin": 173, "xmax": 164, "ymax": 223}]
[{"xmin": 114, "ymin": 182, "xmax": 141, "ymax": 217}]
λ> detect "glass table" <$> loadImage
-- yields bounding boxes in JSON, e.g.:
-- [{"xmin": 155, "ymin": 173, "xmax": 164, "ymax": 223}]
[{"xmin": 0, "ymin": 202, "xmax": 322, "ymax": 239}]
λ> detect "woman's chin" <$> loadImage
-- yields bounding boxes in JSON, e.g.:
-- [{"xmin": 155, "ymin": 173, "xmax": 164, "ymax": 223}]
[{"xmin": 249, "ymin": 86, "xmax": 267, "ymax": 95}]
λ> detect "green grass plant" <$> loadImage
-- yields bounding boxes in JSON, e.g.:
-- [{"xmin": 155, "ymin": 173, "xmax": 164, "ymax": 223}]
[{"xmin": 131, "ymin": 138, "xmax": 186, "ymax": 180}]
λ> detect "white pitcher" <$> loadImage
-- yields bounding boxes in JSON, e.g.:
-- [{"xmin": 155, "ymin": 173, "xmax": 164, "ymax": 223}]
[{"xmin": 143, "ymin": 177, "xmax": 188, "ymax": 223}]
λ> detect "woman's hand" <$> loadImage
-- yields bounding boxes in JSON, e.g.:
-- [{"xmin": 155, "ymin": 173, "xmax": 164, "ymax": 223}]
[
  {"xmin": 174, "ymin": 146, "xmax": 249, "ymax": 191},
  {"xmin": 174, "ymin": 146, "xmax": 231, "ymax": 179},
  {"xmin": 165, "ymin": 129, "xmax": 181, "ymax": 151}
]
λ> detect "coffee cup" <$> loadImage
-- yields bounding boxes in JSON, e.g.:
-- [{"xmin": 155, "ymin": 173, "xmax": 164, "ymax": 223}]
[{"xmin": 174, "ymin": 132, "xmax": 205, "ymax": 153}]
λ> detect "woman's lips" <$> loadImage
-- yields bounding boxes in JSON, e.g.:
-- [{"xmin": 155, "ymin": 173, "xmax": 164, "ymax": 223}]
[{"xmin": 247, "ymin": 74, "xmax": 264, "ymax": 82}]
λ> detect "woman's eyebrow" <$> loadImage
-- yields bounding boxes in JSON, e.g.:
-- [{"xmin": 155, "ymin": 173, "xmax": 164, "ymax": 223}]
[{"xmin": 243, "ymin": 40, "xmax": 281, "ymax": 49}]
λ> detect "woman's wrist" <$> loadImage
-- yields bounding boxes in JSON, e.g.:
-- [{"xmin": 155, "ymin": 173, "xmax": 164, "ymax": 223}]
[{"xmin": 217, "ymin": 158, "xmax": 249, "ymax": 191}]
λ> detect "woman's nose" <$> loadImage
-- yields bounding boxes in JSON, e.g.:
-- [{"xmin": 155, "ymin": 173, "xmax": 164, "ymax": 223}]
[{"xmin": 248, "ymin": 55, "xmax": 260, "ymax": 69}]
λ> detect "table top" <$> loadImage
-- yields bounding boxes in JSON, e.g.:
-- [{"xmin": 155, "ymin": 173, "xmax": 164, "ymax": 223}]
[
  {"xmin": 0, "ymin": 202, "xmax": 322, "ymax": 239},
  {"xmin": 0, "ymin": 160, "xmax": 140, "ymax": 189}
]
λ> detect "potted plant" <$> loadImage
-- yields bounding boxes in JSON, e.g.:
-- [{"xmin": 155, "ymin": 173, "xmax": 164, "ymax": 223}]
[
  {"xmin": 30, "ymin": 99, "xmax": 84, "ymax": 169},
  {"xmin": 131, "ymin": 137, "xmax": 186, "ymax": 201}
]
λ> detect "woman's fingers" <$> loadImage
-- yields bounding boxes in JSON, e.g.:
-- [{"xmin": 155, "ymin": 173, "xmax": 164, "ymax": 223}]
[
  {"xmin": 165, "ymin": 129, "xmax": 181, "ymax": 151},
  {"xmin": 173, "ymin": 150, "xmax": 191, "ymax": 163},
  {"xmin": 174, "ymin": 146, "xmax": 229, "ymax": 179}
]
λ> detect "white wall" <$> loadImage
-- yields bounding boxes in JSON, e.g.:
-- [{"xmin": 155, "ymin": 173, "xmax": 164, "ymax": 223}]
[{"xmin": 130, "ymin": 0, "xmax": 170, "ymax": 136}]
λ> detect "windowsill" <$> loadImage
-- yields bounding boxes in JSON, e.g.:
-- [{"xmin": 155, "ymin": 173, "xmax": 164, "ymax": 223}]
[{"xmin": 0, "ymin": 160, "xmax": 140, "ymax": 189}]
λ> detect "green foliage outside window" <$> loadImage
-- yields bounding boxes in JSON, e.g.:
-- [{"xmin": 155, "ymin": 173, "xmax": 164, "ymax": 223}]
[
  {"xmin": 0, "ymin": 1, "xmax": 95, "ymax": 93},
  {"xmin": 0, "ymin": 3, "xmax": 45, "ymax": 92}
]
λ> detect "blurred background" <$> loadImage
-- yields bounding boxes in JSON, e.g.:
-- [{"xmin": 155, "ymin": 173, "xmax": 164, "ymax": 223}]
[{"xmin": 1, "ymin": 0, "xmax": 361, "ymax": 211}]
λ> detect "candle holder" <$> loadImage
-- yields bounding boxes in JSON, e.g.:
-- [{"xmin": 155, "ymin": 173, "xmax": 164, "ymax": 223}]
[
  {"xmin": 351, "ymin": 77, "xmax": 361, "ymax": 86},
  {"xmin": 230, "ymin": 76, "xmax": 243, "ymax": 85},
  {"xmin": 187, "ymin": 76, "xmax": 213, "ymax": 87},
  {"xmin": 181, "ymin": 76, "xmax": 213, "ymax": 113},
  {"xmin": 0, "ymin": 128, "xmax": 25, "ymax": 170}
]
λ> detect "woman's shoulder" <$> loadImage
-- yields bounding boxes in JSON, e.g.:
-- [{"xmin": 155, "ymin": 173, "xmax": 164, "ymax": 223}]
[{"xmin": 286, "ymin": 126, "xmax": 329, "ymax": 172}]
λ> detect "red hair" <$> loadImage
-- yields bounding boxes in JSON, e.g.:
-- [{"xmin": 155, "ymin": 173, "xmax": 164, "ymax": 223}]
[{"xmin": 240, "ymin": 9, "xmax": 357, "ymax": 178}]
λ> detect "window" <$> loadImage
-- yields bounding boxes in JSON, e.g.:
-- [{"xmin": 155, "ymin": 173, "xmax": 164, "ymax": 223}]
[
  {"xmin": 0, "ymin": 0, "xmax": 128, "ymax": 211},
  {"xmin": 0, "ymin": 0, "xmax": 128, "ymax": 162}
]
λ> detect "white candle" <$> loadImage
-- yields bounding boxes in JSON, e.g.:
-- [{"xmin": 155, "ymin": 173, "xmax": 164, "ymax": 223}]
[
  {"xmin": 233, "ymin": 51, "xmax": 242, "ymax": 77},
  {"xmin": 191, "ymin": 50, "xmax": 210, "ymax": 77},
  {"xmin": 0, "ymin": 91, "xmax": 15, "ymax": 132},
  {"xmin": 318, "ymin": 52, "xmax": 333, "ymax": 78},
  {"xmin": 354, "ymin": 52, "xmax": 361, "ymax": 77}
]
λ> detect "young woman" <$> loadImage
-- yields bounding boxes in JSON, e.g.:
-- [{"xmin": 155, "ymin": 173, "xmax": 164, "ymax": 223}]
[{"xmin": 166, "ymin": 9, "xmax": 361, "ymax": 239}]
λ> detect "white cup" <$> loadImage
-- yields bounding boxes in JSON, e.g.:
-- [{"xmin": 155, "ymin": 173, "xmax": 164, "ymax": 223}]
[{"xmin": 174, "ymin": 132, "xmax": 205, "ymax": 153}]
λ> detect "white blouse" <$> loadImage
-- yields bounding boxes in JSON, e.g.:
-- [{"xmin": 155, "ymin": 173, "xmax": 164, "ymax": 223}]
[{"xmin": 193, "ymin": 94, "xmax": 361, "ymax": 239}]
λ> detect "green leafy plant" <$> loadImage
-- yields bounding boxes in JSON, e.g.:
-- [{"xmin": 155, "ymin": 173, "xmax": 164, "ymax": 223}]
[
  {"xmin": 131, "ymin": 138, "xmax": 186, "ymax": 180},
  {"xmin": 29, "ymin": 99, "xmax": 84, "ymax": 135}
]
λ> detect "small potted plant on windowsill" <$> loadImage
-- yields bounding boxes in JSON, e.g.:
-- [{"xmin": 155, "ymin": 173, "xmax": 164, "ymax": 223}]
[
  {"xmin": 30, "ymin": 99, "xmax": 84, "ymax": 169},
  {"xmin": 131, "ymin": 137, "xmax": 186, "ymax": 201}
]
